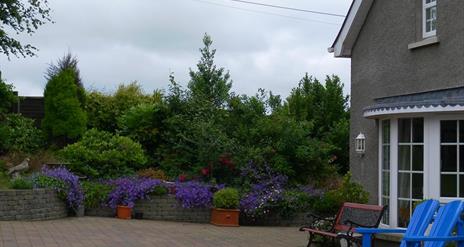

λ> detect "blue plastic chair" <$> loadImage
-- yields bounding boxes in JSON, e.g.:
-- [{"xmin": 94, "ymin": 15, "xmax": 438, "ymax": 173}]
[
  {"xmin": 403, "ymin": 200, "xmax": 464, "ymax": 247},
  {"xmin": 356, "ymin": 199, "xmax": 440, "ymax": 247}
]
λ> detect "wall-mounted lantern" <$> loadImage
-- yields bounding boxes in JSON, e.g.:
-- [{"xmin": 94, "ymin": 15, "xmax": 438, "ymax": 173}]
[{"xmin": 355, "ymin": 133, "xmax": 366, "ymax": 155}]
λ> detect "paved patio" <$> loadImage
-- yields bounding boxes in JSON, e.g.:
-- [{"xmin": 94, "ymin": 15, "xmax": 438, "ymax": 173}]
[{"xmin": 0, "ymin": 217, "xmax": 308, "ymax": 247}]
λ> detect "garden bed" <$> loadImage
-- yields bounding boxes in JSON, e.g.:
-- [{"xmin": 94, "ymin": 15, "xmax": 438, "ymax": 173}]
[{"xmin": 0, "ymin": 189, "xmax": 67, "ymax": 221}]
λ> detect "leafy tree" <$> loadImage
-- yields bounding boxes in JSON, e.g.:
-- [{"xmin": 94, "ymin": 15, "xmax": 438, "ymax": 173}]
[
  {"xmin": 46, "ymin": 53, "xmax": 85, "ymax": 105},
  {"xmin": 42, "ymin": 69, "xmax": 87, "ymax": 144},
  {"xmin": 286, "ymin": 74, "xmax": 350, "ymax": 173},
  {"xmin": 85, "ymin": 82, "xmax": 158, "ymax": 132},
  {"xmin": 0, "ymin": 76, "xmax": 17, "ymax": 115},
  {"xmin": 188, "ymin": 33, "xmax": 232, "ymax": 108},
  {"xmin": 0, "ymin": 0, "xmax": 52, "ymax": 58}
]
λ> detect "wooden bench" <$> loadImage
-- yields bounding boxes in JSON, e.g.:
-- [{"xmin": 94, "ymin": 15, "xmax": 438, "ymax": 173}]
[{"xmin": 299, "ymin": 202, "xmax": 387, "ymax": 246}]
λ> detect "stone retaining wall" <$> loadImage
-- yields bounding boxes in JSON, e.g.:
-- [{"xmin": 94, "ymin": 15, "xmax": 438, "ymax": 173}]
[
  {"xmin": 86, "ymin": 194, "xmax": 309, "ymax": 226},
  {"xmin": 0, "ymin": 189, "xmax": 67, "ymax": 220}
]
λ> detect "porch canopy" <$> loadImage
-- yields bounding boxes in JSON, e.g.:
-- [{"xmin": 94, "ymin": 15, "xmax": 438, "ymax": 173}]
[{"xmin": 364, "ymin": 86, "xmax": 464, "ymax": 118}]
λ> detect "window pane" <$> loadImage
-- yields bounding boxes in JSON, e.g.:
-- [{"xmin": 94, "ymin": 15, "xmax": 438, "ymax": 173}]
[
  {"xmin": 399, "ymin": 146, "xmax": 411, "ymax": 170},
  {"xmin": 441, "ymin": 120, "xmax": 457, "ymax": 143},
  {"xmin": 382, "ymin": 171, "xmax": 390, "ymax": 196},
  {"xmin": 460, "ymin": 175, "xmax": 464, "ymax": 198},
  {"xmin": 383, "ymin": 146, "xmax": 390, "ymax": 170},
  {"xmin": 412, "ymin": 118, "xmax": 424, "ymax": 143},
  {"xmin": 399, "ymin": 119, "xmax": 411, "ymax": 143},
  {"xmin": 398, "ymin": 200, "xmax": 411, "ymax": 228},
  {"xmin": 441, "ymin": 145, "xmax": 457, "ymax": 172},
  {"xmin": 441, "ymin": 175, "xmax": 457, "ymax": 197},
  {"xmin": 382, "ymin": 120, "xmax": 390, "ymax": 144},
  {"xmin": 412, "ymin": 145, "xmax": 423, "ymax": 171},
  {"xmin": 412, "ymin": 174, "xmax": 423, "ymax": 199},
  {"xmin": 426, "ymin": 8, "xmax": 431, "ymax": 20},
  {"xmin": 460, "ymin": 146, "xmax": 464, "ymax": 172},
  {"xmin": 460, "ymin": 120, "xmax": 464, "ymax": 142},
  {"xmin": 398, "ymin": 173, "xmax": 410, "ymax": 198},
  {"xmin": 382, "ymin": 197, "xmax": 389, "ymax": 224}
]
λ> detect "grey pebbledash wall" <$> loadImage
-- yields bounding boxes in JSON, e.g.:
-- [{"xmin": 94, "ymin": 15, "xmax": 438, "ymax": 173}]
[
  {"xmin": 0, "ymin": 189, "xmax": 67, "ymax": 220},
  {"xmin": 86, "ymin": 194, "xmax": 308, "ymax": 226},
  {"xmin": 349, "ymin": 0, "xmax": 464, "ymax": 204}
]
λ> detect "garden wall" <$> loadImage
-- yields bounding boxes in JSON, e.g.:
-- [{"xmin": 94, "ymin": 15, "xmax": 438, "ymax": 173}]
[
  {"xmin": 86, "ymin": 194, "xmax": 309, "ymax": 226},
  {"xmin": 0, "ymin": 189, "xmax": 67, "ymax": 220},
  {"xmin": 86, "ymin": 195, "xmax": 210, "ymax": 223}
]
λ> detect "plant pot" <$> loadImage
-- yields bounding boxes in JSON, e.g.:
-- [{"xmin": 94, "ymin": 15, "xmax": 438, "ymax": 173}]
[
  {"xmin": 211, "ymin": 208, "xmax": 240, "ymax": 227},
  {"xmin": 117, "ymin": 205, "xmax": 132, "ymax": 219}
]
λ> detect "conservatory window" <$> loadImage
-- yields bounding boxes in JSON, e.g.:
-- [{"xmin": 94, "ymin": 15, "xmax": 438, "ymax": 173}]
[
  {"xmin": 397, "ymin": 118, "xmax": 424, "ymax": 227},
  {"xmin": 440, "ymin": 120, "xmax": 464, "ymax": 198}
]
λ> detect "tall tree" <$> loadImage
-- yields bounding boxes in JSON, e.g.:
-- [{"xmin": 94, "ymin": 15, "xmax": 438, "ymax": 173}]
[
  {"xmin": 0, "ymin": 0, "xmax": 52, "ymax": 58},
  {"xmin": 42, "ymin": 67, "xmax": 87, "ymax": 145},
  {"xmin": 46, "ymin": 53, "xmax": 85, "ymax": 105},
  {"xmin": 188, "ymin": 33, "xmax": 232, "ymax": 108}
]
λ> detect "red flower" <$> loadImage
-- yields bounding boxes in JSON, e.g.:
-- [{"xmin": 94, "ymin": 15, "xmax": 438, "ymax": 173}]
[
  {"xmin": 178, "ymin": 174, "xmax": 187, "ymax": 182},
  {"xmin": 201, "ymin": 167, "xmax": 209, "ymax": 176}
]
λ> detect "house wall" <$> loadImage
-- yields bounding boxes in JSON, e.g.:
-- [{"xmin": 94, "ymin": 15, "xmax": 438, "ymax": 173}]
[{"xmin": 350, "ymin": 0, "xmax": 464, "ymax": 203}]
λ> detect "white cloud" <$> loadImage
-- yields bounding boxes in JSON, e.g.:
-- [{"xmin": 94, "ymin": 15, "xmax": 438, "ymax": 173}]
[{"xmin": 0, "ymin": 0, "xmax": 352, "ymax": 98}]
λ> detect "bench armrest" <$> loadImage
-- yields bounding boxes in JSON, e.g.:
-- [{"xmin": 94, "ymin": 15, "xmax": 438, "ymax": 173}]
[
  {"xmin": 404, "ymin": 236, "xmax": 464, "ymax": 242},
  {"xmin": 355, "ymin": 228, "xmax": 407, "ymax": 234}
]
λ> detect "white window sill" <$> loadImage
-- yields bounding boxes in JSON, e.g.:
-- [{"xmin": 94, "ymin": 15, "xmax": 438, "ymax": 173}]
[{"xmin": 408, "ymin": 36, "xmax": 440, "ymax": 50}]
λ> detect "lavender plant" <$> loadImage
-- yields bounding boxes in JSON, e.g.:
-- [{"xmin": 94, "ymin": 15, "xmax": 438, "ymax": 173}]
[
  {"xmin": 37, "ymin": 166, "xmax": 84, "ymax": 210},
  {"xmin": 106, "ymin": 177, "xmax": 164, "ymax": 209},
  {"xmin": 175, "ymin": 181, "xmax": 223, "ymax": 208}
]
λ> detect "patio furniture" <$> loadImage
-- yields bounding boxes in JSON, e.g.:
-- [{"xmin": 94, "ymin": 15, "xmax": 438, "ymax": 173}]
[
  {"xmin": 299, "ymin": 202, "xmax": 387, "ymax": 247},
  {"xmin": 357, "ymin": 199, "xmax": 464, "ymax": 247}
]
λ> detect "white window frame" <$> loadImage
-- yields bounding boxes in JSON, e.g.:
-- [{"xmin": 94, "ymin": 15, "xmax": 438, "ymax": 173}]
[
  {"xmin": 423, "ymin": 0, "xmax": 437, "ymax": 38},
  {"xmin": 379, "ymin": 113, "xmax": 464, "ymax": 227}
]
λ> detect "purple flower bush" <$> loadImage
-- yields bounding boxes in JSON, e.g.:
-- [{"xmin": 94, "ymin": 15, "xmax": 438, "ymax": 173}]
[
  {"xmin": 175, "ymin": 181, "xmax": 223, "ymax": 208},
  {"xmin": 38, "ymin": 166, "xmax": 84, "ymax": 210},
  {"xmin": 106, "ymin": 177, "xmax": 164, "ymax": 209},
  {"xmin": 239, "ymin": 162, "xmax": 288, "ymax": 217}
]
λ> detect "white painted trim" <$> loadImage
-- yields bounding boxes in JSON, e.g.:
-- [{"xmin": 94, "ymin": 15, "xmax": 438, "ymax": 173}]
[
  {"xmin": 390, "ymin": 119, "xmax": 399, "ymax": 227},
  {"xmin": 364, "ymin": 105, "xmax": 464, "ymax": 118},
  {"xmin": 332, "ymin": 0, "xmax": 362, "ymax": 57},
  {"xmin": 408, "ymin": 36, "xmax": 439, "ymax": 50},
  {"xmin": 378, "ymin": 121, "xmax": 383, "ymax": 207},
  {"xmin": 422, "ymin": 0, "xmax": 437, "ymax": 39}
]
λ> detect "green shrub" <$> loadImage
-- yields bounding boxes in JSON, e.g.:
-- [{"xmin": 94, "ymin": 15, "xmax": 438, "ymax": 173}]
[
  {"xmin": 60, "ymin": 129, "xmax": 148, "ymax": 178},
  {"xmin": 150, "ymin": 185, "xmax": 169, "ymax": 196},
  {"xmin": 34, "ymin": 175, "xmax": 67, "ymax": 200},
  {"xmin": 0, "ymin": 79, "xmax": 17, "ymax": 114},
  {"xmin": 213, "ymin": 188, "xmax": 239, "ymax": 209},
  {"xmin": 42, "ymin": 68, "xmax": 87, "ymax": 144},
  {"xmin": 276, "ymin": 190, "xmax": 312, "ymax": 218},
  {"xmin": 312, "ymin": 172, "xmax": 369, "ymax": 215},
  {"xmin": 10, "ymin": 177, "xmax": 33, "ymax": 189},
  {"xmin": 82, "ymin": 181, "xmax": 112, "ymax": 208},
  {"xmin": 0, "ymin": 114, "xmax": 44, "ymax": 153}
]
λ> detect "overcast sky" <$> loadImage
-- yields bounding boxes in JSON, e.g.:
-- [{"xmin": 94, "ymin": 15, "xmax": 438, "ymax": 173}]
[{"xmin": 0, "ymin": 0, "xmax": 352, "ymax": 98}]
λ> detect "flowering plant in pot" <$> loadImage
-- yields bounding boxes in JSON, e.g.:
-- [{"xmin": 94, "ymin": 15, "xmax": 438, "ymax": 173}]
[
  {"xmin": 211, "ymin": 188, "xmax": 240, "ymax": 227},
  {"xmin": 107, "ymin": 177, "xmax": 163, "ymax": 219}
]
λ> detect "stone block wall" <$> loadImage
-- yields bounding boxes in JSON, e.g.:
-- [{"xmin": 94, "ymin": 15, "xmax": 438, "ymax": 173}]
[
  {"xmin": 86, "ymin": 194, "xmax": 309, "ymax": 226},
  {"xmin": 0, "ymin": 189, "xmax": 67, "ymax": 220}
]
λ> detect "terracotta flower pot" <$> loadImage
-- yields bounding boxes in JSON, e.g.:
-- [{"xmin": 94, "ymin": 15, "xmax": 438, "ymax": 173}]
[
  {"xmin": 117, "ymin": 205, "xmax": 132, "ymax": 219},
  {"xmin": 211, "ymin": 208, "xmax": 240, "ymax": 227}
]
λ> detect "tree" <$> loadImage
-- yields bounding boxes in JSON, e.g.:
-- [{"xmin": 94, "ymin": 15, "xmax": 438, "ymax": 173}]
[
  {"xmin": 286, "ymin": 74, "xmax": 350, "ymax": 173},
  {"xmin": 42, "ymin": 69, "xmax": 87, "ymax": 144},
  {"xmin": 0, "ymin": 75, "xmax": 17, "ymax": 115},
  {"xmin": 188, "ymin": 33, "xmax": 232, "ymax": 108},
  {"xmin": 0, "ymin": 0, "xmax": 52, "ymax": 58}
]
